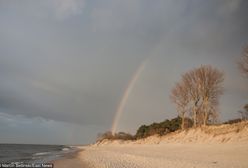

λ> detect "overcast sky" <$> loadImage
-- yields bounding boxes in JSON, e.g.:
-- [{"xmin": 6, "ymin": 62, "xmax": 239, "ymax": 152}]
[{"xmin": 0, "ymin": 0, "xmax": 247, "ymax": 145}]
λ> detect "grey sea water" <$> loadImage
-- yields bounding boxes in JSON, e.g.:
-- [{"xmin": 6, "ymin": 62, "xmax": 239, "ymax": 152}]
[{"xmin": 0, "ymin": 144, "xmax": 77, "ymax": 164}]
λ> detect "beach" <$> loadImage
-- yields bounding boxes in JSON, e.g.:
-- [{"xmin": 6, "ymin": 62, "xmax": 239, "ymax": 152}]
[
  {"xmin": 53, "ymin": 122, "xmax": 248, "ymax": 168},
  {"xmin": 53, "ymin": 143, "xmax": 248, "ymax": 168}
]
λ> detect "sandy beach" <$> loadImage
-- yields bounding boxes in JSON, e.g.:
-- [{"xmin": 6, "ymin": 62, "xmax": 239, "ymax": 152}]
[
  {"xmin": 53, "ymin": 143, "xmax": 248, "ymax": 168},
  {"xmin": 53, "ymin": 122, "xmax": 248, "ymax": 168}
]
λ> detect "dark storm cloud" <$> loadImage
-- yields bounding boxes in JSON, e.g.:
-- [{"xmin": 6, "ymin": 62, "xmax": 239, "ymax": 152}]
[{"xmin": 0, "ymin": 0, "xmax": 247, "ymax": 143}]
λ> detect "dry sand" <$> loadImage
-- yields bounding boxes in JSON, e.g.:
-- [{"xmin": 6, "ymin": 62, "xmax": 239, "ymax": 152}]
[
  {"xmin": 80, "ymin": 143, "xmax": 248, "ymax": 168},
  {"xmin": 54, "ymin": 122, "xmax": 248, "ymax": 168}
]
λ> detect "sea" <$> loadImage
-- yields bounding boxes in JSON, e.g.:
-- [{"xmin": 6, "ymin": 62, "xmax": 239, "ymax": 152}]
[{"xmin": 0, "ymin": 144, "xmax": 78, "ymax": 164}]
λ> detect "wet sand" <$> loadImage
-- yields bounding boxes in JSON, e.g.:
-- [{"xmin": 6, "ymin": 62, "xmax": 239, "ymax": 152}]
[{"xmin": 52, "ymin": 148, "xmax": 89, "ymax": 168}]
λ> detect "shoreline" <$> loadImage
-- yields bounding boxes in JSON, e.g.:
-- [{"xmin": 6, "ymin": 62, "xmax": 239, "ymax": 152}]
[{"xmin": 51, "ymin": 147, "xmax": 89, "ymax": 168}]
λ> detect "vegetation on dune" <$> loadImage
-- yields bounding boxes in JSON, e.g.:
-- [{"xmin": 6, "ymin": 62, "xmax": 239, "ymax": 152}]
[
  {"xmin": 97, "ymin": 131, "xmax": 135, "ymax": 142},
  {"xmin": 135, "ymin": 116, "xmax": 193, "ymax": 139},
  {"xmin": 213, "ymin": 104, "xmax": 248, "ymax": 125},
  {"xmin": 96, "ymin": 116, "xmax": 193, "ymax": 142},
  {"xmin": 223, "ymin": 118, "xmax": 243, "ymax": 125}
]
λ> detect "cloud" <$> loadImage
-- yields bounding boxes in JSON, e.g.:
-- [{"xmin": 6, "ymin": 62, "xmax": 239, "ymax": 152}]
[
  {"xmin": 0, "ymin": 112, "xmax": 103, "ymax": 144},
  {"xmin": 31, "ymin": 80, "xmax": 63, "ymax": 96},
  {"xmin": 0, "ymin": 0, "xmax": 247, "ymax": 143},
  {"xmin": 53, "ymin": 0, "xmax": 85, "ymax": 20},
  {"xmin": 218, "ymin": 0, "xmax": 242, "ymax": 16},
  {"xmin": 0, "ymin": 112, "xmax": 48, "ymax": 127},
  {"xmin": 90, "ymin": 0, "xmax": 150, "ymax": 33}
]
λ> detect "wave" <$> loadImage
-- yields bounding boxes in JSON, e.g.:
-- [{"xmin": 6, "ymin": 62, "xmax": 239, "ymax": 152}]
[
  {"xmin": 62, "ymin": 148, "xmax": 70, "ymax": 151},
  {"xmin": 33, "ymin": 152, "xmax": 51, "ymax": 156}
]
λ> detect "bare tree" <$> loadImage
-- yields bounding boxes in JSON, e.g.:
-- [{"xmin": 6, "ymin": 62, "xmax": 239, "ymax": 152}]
[
  {"xmin": 239, "ymin": 46, "xmax": 248, "ymax": 76},
  {"xmin": 170, "ymin": 82, "xmax": 189, "ymax": 130},
  {"xmin": 195, "ymin": 65, "xmax": 224, "ymax": 125},
  {"xmin": 238, "ymin": 46, "xmax": 248, "ymax": 121},
  {"xmin": 171, "ymin": 65, "xmax": 224, "ymax": 127},
  {"xmin": 181, "ymin": 69, "xmax": 201, "ymax": 127}
]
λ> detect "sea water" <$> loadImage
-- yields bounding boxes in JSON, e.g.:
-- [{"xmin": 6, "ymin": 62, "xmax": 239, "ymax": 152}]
[{"xmin": 0, "ymin": 144, "xmax": 77, "ymax": 164}]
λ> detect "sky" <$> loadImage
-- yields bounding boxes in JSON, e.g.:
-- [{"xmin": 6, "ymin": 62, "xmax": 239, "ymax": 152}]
[{"xmin": 0, "ymin": 0, "xmax": 247, "ymax": 145}]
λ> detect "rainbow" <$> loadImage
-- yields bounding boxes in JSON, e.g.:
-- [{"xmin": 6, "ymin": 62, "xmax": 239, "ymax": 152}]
[{"xmin": 111, "ymin": 60, "xmax": 147, "ymax": 134}]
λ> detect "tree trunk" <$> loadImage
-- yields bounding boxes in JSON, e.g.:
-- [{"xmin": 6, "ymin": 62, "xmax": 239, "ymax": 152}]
[
  {"xmin": 181, "ymin": 112, "xmax": 185, "ymax": 130},
  {"xmin": 203, "ymin": 112, "xmax": 208, "ymax": 126},
  {"xmin": 193, "ymin": 106, "xmax": 197, "ymax": 127},
  {"xmin": 203, "ymin": 99, "xmax": 208, "ymax": 126},
  {"xmin": 193, "ymin": 98, "xmax": 200, "ymax": 127}
]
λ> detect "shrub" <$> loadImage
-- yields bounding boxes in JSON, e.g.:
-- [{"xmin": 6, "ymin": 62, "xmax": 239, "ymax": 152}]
[
  {"xmin": 135, "ymin": 116, "xmax": 193, "ymax": 139},
  {"xmin": 223, "ymin": 118, "xmax": 242, "ymax": 124},
  {"xmin": 97, "ymin": 116, "xmax": 193, "ymax": 142},
  {"xmin": 96, "ymin": 131, "xmax": 135, "ymax": 142}
]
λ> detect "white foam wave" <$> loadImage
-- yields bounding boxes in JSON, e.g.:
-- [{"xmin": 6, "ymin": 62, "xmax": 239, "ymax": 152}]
[{"xmin": 33, "ymin": 152, "xmax": 51, "ymax": 156}]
